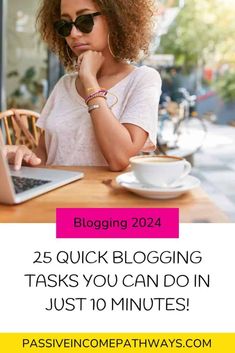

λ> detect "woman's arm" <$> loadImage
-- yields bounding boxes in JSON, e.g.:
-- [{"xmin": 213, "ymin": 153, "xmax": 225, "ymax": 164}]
[
  {"xmin": 85, "ymin": 91, "xmax": 148, "ymax": 171},
  {"xmin": 34, "ymin": 132, "xmax": 47, "ymax": 165},
  {"xmin": 78, "ymin": 53, "xmax": 149, "ymax": 171},
  {"xmin": 2, "ymin": 132, "xmax": 47, "ymax": 170},
  {"xmin": 2, "ymin": 145, "xmax": 41, "ymax": 170}
]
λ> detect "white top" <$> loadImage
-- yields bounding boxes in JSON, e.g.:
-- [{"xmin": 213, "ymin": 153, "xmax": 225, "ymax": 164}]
[{"xmin": 37, "ymin": 65, "xmax": 162, "ymax": 166}]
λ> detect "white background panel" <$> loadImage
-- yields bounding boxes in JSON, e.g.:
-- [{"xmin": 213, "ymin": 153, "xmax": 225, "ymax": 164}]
[{"xmin": 0, "ymin": 224, "xmax": 234, "ymax": 332}]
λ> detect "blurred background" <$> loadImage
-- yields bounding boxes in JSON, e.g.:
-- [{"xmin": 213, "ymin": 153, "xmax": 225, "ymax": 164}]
[
  {"xmin": 147, "ymin": 0, "xmax": 235, "ymax": 221},
  {"xmin": 145, "ymin": 0, "xmax": 235, "ymax": 126}
]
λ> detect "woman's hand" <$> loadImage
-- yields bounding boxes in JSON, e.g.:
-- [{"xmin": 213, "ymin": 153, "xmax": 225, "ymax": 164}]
[
  {"xmin": 2, "ymin": 145, "xmax": 41, "ymax": 170},
  {"xmin": 76, "ymin": 50, "xmax": 105, "ymax": 83}
]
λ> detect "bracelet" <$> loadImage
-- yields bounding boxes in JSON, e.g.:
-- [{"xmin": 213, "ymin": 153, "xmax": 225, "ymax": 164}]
[
  {"xmin": 88, "ymin": 104, "xmax": 100, "ymax": 113},
  {"xmin": 85, "ymin": 90, "xmax": 107, "ymax": 103},
  {"xmin": 86, "ymin": 87, "xmax": 106, "ymax": 93},
  {"xmin": 85, "ymin": 89, "xmax": 107, "ymax": 104},
  {"xmin": 86, "ymin": 93, "xmax": 107, "ymax": 105}
]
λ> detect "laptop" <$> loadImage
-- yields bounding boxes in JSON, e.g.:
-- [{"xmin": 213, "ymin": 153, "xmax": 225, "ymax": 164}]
[{"xmin": 0, "ymin": 148, "xmax": 84, "ymax": 204}]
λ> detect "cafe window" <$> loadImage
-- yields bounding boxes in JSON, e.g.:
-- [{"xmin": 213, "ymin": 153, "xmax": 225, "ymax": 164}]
[{"xmin": 4, "ymin": 0, "xmax": 48, "ymax": 112}]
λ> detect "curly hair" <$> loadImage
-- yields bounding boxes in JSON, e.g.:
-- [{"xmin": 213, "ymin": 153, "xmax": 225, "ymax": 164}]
[{"xmin": 36, "ymin": 0, "xmax": 157, "ymax": 71}]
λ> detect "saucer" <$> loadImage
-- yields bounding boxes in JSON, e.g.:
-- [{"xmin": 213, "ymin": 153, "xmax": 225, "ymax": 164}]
[{"xmin": 116, "ymin": 172, "xmax": 200, "ymax": 199}]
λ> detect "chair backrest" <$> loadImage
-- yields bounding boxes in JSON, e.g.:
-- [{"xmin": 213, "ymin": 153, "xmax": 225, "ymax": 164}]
[{"xmin": 0, "ymin": 109, "xmax": 41, "ymax": 149}]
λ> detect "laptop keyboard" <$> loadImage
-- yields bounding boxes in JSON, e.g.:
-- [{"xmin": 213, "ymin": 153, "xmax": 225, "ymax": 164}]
[{"xmin": 11, "ymin": 176, "xmax": 51, "ymax": 194}]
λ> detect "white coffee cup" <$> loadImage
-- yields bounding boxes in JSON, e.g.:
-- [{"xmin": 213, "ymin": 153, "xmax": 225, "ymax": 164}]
[{"xmin": 129, "ymin": 155, "xmax": 191, "ymax": 187}]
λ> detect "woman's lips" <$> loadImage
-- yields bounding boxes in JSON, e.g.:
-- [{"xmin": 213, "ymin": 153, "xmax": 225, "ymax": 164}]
[{"xmin": 73, "ymin": 43, "xmax": 89, "ymax": 49}]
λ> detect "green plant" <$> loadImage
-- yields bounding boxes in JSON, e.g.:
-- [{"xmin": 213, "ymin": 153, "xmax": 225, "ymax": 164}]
[
  {"xmin": 215, "ymin": 70, "xmax": 235, "ymax": 103},
  {"xmin": 158, "ymin": 0, "xmax": 235, "ymax": 74},
  {"xmin": 8, "ymin": 67, "xmax": 43, "ymax": 99}
]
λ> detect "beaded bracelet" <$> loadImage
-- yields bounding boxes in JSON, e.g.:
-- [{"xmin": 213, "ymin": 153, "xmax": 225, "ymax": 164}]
[{"xmin": 85, "ymin": 89, "xmax": 108, "ymax": 105}]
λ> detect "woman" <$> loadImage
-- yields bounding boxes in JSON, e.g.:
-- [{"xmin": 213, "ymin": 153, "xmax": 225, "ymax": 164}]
[{"xmin": 4, "ymin": 0, "xmax": 161, "ymax": 171}]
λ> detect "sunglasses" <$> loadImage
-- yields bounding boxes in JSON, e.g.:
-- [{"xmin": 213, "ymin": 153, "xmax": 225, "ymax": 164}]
[{"xmin": 54, "ymin": 12, "xmax": 101, "ymax": 37}]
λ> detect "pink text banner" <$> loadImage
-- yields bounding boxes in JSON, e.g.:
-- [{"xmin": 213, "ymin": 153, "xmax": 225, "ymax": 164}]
[{"xmin": 56, "ymin": 208, "xmax": 179, "ymax": 239}]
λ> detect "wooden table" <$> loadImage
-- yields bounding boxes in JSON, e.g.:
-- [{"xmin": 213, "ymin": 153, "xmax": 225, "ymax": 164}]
[{"xmin": 0, "ymin": 166, "xmax": 229, "ymax": 223}]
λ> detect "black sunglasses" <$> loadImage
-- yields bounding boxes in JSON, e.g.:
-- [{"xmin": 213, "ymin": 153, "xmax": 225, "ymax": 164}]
[{"xmin": 54, "ymin": 12, "xmax": 101, "ymax": 37}]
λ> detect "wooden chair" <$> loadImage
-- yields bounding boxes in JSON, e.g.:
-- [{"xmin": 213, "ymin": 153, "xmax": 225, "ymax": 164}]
[{"xmin": 0, "ymin": 109, "xmax": 41, "ymax": 149}]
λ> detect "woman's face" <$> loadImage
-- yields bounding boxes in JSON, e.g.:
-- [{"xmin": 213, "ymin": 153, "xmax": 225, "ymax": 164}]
[{"xmin": 60, "ymin": 0, "xmax": 109, "ymax": 56}]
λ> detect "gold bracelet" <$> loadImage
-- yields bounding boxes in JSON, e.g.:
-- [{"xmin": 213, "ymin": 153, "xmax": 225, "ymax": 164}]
[{"xmin": 86, "ymin": 87, "xmax": 106, "ymax": 93}]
